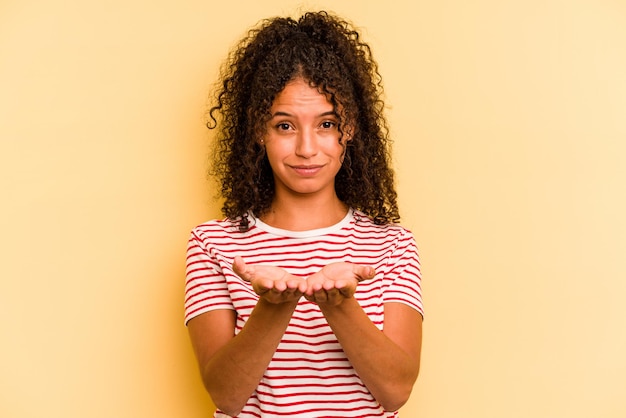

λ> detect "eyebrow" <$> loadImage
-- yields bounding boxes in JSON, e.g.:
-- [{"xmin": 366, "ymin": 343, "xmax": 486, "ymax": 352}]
[{"xmin": 270, "ymin": 110, "xmax": 338, "ymax": 118}]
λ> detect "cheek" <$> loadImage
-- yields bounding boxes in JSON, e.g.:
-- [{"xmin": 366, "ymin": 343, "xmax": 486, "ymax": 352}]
[
  {"xmin": 330, "ymin": 141, "xmax": 348, "ymax": 160},
  {"xmin": 264, "ymin": 143, "xmax": 287, "ymax": 165},
  {"xmin": 339, "ymin": 144, "xmax": 347, "ymax": 162}
]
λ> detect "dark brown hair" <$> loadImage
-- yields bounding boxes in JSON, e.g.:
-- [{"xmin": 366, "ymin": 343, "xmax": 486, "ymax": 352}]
[{"xmin": 207, "ymin": 11, "xmax": 399, "ymax": 229}]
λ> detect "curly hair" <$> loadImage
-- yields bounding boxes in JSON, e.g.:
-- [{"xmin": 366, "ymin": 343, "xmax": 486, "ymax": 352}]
[{"xmin": 207, "ymin": 11, "xmax": 399, "ymax": 229}]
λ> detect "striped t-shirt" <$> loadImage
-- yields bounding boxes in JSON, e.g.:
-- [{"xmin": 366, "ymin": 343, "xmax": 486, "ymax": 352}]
[{"xmin": 185, "ymin": 209, "xmax": 423, "ymax": 418}]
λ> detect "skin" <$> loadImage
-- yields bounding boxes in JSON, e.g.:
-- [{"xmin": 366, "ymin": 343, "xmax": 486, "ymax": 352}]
[
  {"xmin": 261, "ymin": 77, "xmax": 352, "ymax": 230},
  {"xmin": 187, "ymin": 77, "xmax": 422, "ymax": 416}
]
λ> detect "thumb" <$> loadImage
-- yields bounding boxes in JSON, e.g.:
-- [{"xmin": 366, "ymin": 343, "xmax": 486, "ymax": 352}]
[
  {"xmin": 354, "ymin": 264, "xmax": 376, "ymax": 282},
  {"xmin": 233, "ymin": 256, "xmax": 252, "ymax": 281}
]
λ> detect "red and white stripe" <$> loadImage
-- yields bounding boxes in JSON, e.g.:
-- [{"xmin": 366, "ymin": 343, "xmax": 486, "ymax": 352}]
[{"xmin": 185, "ymin": 209, "xmax": 422, "ymax": 418}]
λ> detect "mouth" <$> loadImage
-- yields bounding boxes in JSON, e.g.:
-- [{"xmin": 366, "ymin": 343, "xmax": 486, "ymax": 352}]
[{"xmin": 289, "ymin": 164, "xmax": 324, "ymax": 176}]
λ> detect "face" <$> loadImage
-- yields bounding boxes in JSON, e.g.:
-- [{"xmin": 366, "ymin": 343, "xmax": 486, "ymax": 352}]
[{"xmin": 263, "ymin": 77, "xmax": 349, "ymax": 200}]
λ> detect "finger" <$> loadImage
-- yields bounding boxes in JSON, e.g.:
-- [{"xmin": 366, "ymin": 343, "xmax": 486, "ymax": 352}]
[
  {"xmin": 324, "ymin": 287, "xmax": 340, "ymax": 300},
  {"xmin": 353, "ymin": 264, "xmax": 376, "ymax": 281},
  {"xmin": 281, "ymin": 287, "xmax": 295, "ymax": 298},
  {"xmin": 282, "ymin": 285, "xmax": 304, "ymax": 301},
  {"xmin": 252, "ymin": 282, "xmax": 271, "ymax": 295},
  {"xmin": 312, "ymin": 289, "xmax": 328, "ymax": 303},
  {"xmin": 338, "ymin": 286, "xmax": 355, "ymax": 298},
  {"xmin": 323, "ymin": 280, "xmax": 339, "ymax": 291},
  {"xmin": 287, "ymin": 279, "xmax": 308, "ymax": 294},
  {"xmin": 233, "ymin": 256, "xmax": 251, "ymax": 280},
  {"xmin": 306, "ymin": 281, "xmax": 324, "ymax": 296},
  {"xmin": 330, "ymin": 279, "xmax": 355, "ymax": 299},
  {"xmin": 315, "ymin": 290, "xmax": 328, "ymax": 303},
  {"xmin": 272, "ymin": 279, "xmax": 287, "ymax": 292}
]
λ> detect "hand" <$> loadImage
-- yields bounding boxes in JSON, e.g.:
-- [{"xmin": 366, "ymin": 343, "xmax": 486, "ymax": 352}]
[
  {"xmin": 305, "ymin": 262, "xmax": 376, "ymax": 306},
  {"xmin": 233, "ymin": 256, "xmax": 307, "ymax": 304}
]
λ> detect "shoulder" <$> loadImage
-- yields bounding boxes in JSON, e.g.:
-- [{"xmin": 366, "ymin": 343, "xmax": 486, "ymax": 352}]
[
  {"xmin": 189, "ymin": 216, "xmax": 273, "ymax": 255},
  {"xmin": 190, "ymin": 216, "xmax": 259, "ymax": 242},
  {"xmin": 351, "ymin": 210, "xmax": 415, "ymax": 240},
  {"xmin": 192, "ymin": 217, "xmax": 238, "ymax": 234}
]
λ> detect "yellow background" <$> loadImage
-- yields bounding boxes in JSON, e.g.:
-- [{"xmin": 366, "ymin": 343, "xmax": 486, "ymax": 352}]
[{"xmin": 1, "ymin": 0, "xmax": 625, "ymax": 417}]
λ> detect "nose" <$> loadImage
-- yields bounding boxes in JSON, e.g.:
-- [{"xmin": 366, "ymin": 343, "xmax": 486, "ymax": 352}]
[{"xmin": 295, "ymin": 127, "xmax": 318, "ymax": 158}]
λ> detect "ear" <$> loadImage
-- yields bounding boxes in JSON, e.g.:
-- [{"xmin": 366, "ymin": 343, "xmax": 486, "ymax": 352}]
[{"xmin": 342, "ymin": 125, "xmax": 355, "ymax": 143}]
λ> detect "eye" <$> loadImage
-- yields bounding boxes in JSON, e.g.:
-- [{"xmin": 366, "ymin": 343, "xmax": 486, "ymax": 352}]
[
  {"xmin": 276, "ymin": 122, "xmax": 292, "ymax": 131},
  {"xmin": 320, "ymin": 120, "xmax": 336, "ymax": 129}
]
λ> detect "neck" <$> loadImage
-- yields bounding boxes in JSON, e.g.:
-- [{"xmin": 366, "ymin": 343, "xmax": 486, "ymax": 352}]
[{"xmin": 259, "ymin": 193, "xmax": 348, "ymax": 231}]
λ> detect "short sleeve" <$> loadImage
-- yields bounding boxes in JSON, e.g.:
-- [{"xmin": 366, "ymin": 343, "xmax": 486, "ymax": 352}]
[
  {"xmin": 184, "ymin": 230, "xmax": 234, "ymax": 325},
  {"xmin": 382, "ymin": 229, "xmax": 423, "ymax": 317}
]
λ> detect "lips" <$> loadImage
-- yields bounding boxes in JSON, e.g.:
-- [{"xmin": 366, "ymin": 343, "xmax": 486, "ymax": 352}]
[{"xmin": 289, "ymin": 164, "xmax": 324, "ymax": 176}]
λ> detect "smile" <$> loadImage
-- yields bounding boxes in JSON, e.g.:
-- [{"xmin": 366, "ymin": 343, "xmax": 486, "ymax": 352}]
[{"xmin": 289, "ymin": 165, "xmax": 324, "ymax": 176}]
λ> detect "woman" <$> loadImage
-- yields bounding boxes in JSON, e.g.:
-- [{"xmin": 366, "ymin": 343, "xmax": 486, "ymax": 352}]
[{"xmin": 185, "ymin": 11, "xmax": 423, "ymax": 417}]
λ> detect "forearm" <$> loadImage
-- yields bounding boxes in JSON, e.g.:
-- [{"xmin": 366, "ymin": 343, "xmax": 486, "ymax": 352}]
[
  {"xmin": 320, "ymin": 299, "xmax": 420, "ymax": 411},
  {"xmin": 202, "ymin": 299, "xmax": 297, "ymax": 415}
]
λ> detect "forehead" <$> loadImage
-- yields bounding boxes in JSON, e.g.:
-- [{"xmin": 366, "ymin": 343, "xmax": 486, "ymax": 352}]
[
  {"xmin": 270, "ymin": 79, "xmax": 341, "ymax": 119},
  {"xmin": 272, "ymin": 78, "xmax": 332, "ymax": 107}
]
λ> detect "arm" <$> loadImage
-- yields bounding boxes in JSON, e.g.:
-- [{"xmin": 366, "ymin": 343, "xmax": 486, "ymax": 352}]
[
  {"xmin": 187, "ymin": 257, "xmax": 307, "ymax": 416},
  {"xmin": 320, "ymin": 300, "xmax": 422, "ymax": 412},
  {"xmin": 306, "ymin": 263, "xmax": 422, "ymax": 412}
]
